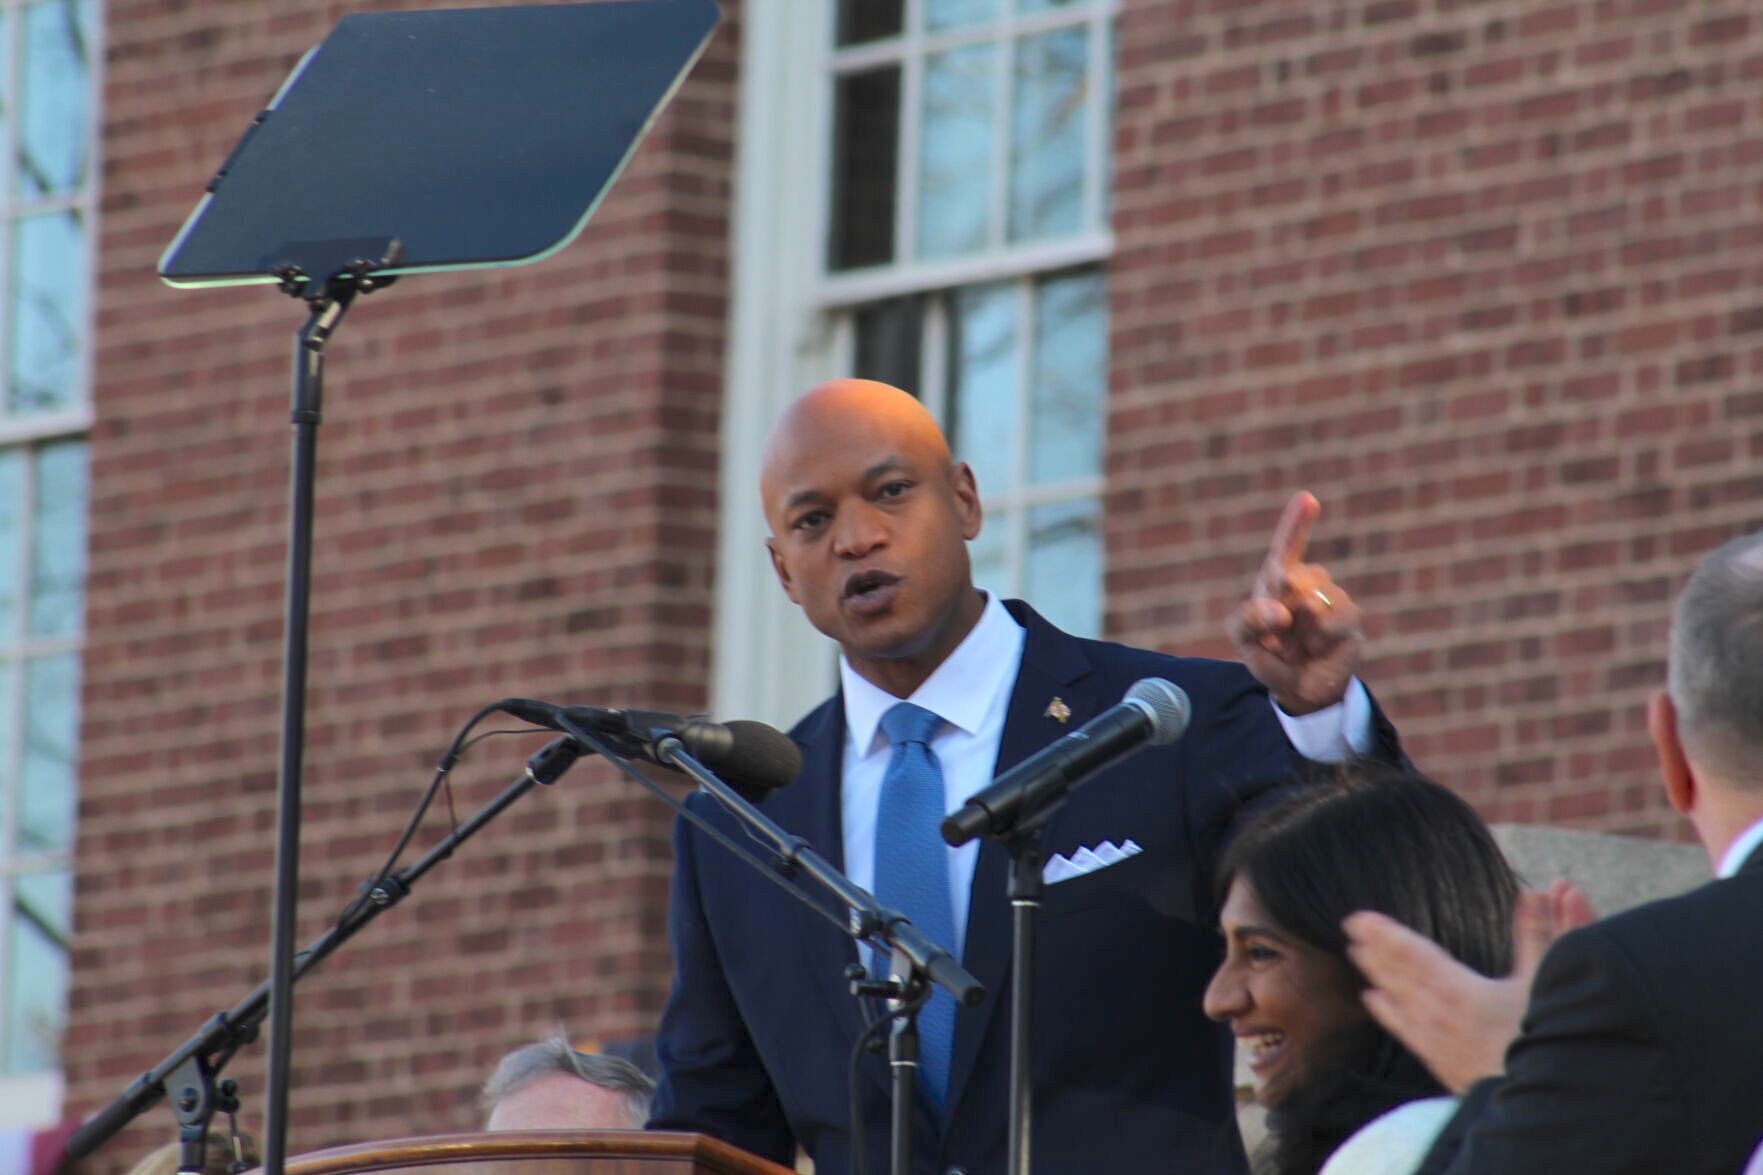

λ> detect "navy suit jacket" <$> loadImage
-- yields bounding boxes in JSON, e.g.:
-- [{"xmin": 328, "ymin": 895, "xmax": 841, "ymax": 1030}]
[
  {"xmin": 650, "ymin": 601, "xmax": 1400, "ymax": 1173},
  {"xmin": 1418, "ymin": 841, "xmax": 1763, "ymax": 1175}
]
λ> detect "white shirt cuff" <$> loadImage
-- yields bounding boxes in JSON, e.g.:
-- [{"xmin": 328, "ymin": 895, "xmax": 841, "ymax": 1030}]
[{"xmin": 1273, "ymin": 677, "xmax": 1373, "ymax": 763}]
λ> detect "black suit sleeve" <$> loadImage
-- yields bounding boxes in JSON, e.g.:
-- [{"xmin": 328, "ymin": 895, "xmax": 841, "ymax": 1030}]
[
  {"xmin": 1420, "ymin": 923, "xmax": 1684, "ymax": 1175},
  {"xmin": 1182, "ymin": 670, "xmax": 1407, "ymax": 913},
  {"xmin": 647, "ymin": 802, "xmax": 796, "ymax": 1164}
]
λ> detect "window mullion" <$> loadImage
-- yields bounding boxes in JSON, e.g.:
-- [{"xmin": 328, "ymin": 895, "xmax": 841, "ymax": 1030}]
[
  {"xmin": 921, "ymin": 292, "xmax": 949, "ymax": 424},
  {"xmin": 896, "ymin": 0, "xmax": 923, "ymax": 265},
  {"xmin": 1006, "ymin": 276, "xmax": 1034, "ymax": 596},
  {"xmin": 0, "ymin": 2, "xmax": 21, "ymax": 413},
  {"xmin": 989, "ymin": 18, "xmax": 1012, "ymax": 252},
  {"xmin": 1083, "ymin": 8, "xmax": 1110, "ymax": 233}
]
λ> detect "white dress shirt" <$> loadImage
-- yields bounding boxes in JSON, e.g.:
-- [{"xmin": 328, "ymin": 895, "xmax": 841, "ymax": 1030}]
[
  {"xmin": 1718, "ymin": 813, "xmax": 1763, "ymax": 879},
  {"xmin": 838, "ymin": 593, "xmax": 1373, "ymax": 957}
]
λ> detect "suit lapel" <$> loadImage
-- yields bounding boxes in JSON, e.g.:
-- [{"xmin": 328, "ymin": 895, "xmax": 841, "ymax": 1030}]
[{"xmin": 943, "ymin": 601, "xmax": 1101, "ymax": 1124}]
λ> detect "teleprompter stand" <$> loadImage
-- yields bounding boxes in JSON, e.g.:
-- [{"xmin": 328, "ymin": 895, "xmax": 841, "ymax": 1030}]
[{"xmin": 75, "ymin": 3, "xmax": 720, "ymax": 1173}]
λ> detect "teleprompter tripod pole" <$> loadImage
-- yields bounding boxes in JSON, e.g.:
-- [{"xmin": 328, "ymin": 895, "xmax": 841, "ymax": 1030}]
[
  {"xmin": 66, "ymin": 738, "xmax": 584, "ymax": 1164},
  {"xmin": 261, "ymin": 285, "xmax": 356, "ymax": 1175}
]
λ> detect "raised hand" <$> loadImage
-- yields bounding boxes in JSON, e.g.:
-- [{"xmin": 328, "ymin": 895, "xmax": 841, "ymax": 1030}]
[
  {"xmin": 1226, "ymin": 491, "xmax": 1364, "ymax": 715},
  {"xmin": 1342, "ymin": 880, "xmax": 1598, "ymax": 1093}
]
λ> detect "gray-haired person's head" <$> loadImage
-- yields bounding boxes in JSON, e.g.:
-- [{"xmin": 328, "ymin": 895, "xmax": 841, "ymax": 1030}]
[
  {"xmin": 1668, "ymin": 528, "xmax": 1763, "ymax": 789},
  {"xmin": 480, "ymin": 1034, "xmax": 654, "ymax": 1130}
]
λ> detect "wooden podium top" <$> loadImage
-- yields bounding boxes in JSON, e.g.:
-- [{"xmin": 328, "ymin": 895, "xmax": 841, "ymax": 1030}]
[{"xmin": 279, "ymin": 1131, "xmax": 797, "ymax": 1175}]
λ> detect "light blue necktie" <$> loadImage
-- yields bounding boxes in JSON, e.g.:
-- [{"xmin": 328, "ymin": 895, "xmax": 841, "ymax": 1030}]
[{"xmin": 874, "ymin": 701, "xmax": 958, "ymax": 1111}]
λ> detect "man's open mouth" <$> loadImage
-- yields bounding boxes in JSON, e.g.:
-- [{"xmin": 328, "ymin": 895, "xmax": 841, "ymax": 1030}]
[{"xmin": 843, "ymin": 570, "xmax": 900, "ymax": 603}]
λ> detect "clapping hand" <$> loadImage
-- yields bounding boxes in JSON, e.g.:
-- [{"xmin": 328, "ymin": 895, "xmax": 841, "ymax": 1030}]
[{"xmin": 1343, "ymin": 880, "xmax": 1598, "ymax": 1093}]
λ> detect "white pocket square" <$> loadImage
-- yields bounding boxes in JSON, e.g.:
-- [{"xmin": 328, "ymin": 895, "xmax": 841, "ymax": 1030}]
[{"xmin": 1043, "ymin": 839, "xmax": 1142, "ymax": 884}]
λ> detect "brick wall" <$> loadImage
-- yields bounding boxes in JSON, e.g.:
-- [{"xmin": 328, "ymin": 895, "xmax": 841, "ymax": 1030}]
[
  {"xmin": 66, "ymin": 0, "xmax": 738, "ymax": 1162},
  {"xmin": 66, "ymin": 0, "xmax": 1763, "ymax": 1165},
  {"xmin": 1109, "ymin": 0, "xmax": 1763, "ymax": 836}
]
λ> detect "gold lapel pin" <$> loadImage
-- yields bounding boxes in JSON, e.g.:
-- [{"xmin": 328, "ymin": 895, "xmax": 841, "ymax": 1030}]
[{"xmin": 1044, "ymin": 697, "xmax": 1071, "ymax": 724}]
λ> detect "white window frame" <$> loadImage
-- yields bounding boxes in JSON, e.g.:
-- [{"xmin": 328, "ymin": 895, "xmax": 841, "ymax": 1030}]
[
  {"xmin": 714, "ymin": 0, "xmax": 1112, "ymax": 727},
  {"xmin": 0, "ymin": 0, "xmax": 103, "ymax": 1126}
]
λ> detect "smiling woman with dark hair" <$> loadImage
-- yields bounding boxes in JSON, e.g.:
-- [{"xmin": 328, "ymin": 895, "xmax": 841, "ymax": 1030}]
[{"xmin": 1204, "ymin": 766, "xmax": 1519, "ymax": 1175}]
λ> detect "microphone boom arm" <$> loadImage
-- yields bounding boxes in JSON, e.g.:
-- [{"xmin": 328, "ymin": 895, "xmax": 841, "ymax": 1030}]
[
  {"xmin": 652, "ymin": 733, "xmax": 986, "ymax": 1010},
  {"xmin": 65, "ymin": 738, "xmax": 586, "ymax": 1163}
]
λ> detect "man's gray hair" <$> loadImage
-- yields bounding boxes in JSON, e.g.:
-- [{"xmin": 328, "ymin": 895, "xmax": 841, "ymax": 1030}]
[
  {"xmin": 1669, "ymin": 528, "xmax": 1763, "ymax": 788},
  {"xmin": 480, "ymin": 1033, "xmax": 655, "ymax": 1128}
]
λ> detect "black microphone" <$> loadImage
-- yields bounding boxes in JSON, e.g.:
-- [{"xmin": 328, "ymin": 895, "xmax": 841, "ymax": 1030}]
[
  {"xmin": 497, "ymin": 698, "xmax": 802, "ymax": 801},
  {"xmin": 940, "ymin": 678, "xmax": 1191, "ymax": 847}
]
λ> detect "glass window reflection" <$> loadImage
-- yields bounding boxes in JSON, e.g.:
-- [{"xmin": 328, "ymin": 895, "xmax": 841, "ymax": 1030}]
[
  {"xmin": 830, "ymin": 69, "xmax": 901, "ymax": 271},
  {"xmin": 854, "ymin": 295, "xmax": 924, "ymax": 392},
  {"xmin": 8, "ymin": 211, "xmax": 89, "ymax": 417},
  {"xmin": 4, "ymin": 873, "xmax": 69, "ymax": 1073},
  {"xmin": 918, "ymin": 43, "xmax": 996, "ymax": 259},
  {"xmin": 19, "ymin": 653, "xmax": 79, "ymax": 856},
  {"xmin": 948, "ymin": 282, "xmax": 1018, "ymax": 498},
  {"xmin": 0, "ymin": 450, "xmax": 22, "ymax": 636},
  {"xmin": 1029, "ymin": 271, "xmax": 1105, "ymax": 485},
  {"xmin": 970, "ymin": 506, "xmax": 1010, "ymax": 603},
  {"xmin": 836, "ymin": 0, "xmax": 903, "ymax": 46},
  {"xmin": 16, "ymin": 0, "xmax": 95, "ymax": 197},
  {"xmin": 1009, "ymin": 26, "xmax": 1088, "ymax": 243},
  {"xmin": 925, "ymin": 0, "xmax": 999, "ymax": 32},
  {"xmin": 29, "ymin": 440, "xmax": 87, "ymax": 637},
  {"xmin": 13, "ymin": 872, "xmax": 70, "ymax": 947},
  {"xmin": 1026, "ymin": 499, "xmax": 1101, "ymax": 637}
]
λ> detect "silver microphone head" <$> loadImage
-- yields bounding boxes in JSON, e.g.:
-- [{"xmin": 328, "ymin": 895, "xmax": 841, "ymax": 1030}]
[{"xmin": 1125, "ymin": 677, "xmax": 1192, "ymax": 745}]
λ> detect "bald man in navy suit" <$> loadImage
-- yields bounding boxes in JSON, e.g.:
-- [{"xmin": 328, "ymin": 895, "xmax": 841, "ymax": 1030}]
[{"xmin": 650, "ymin": 380, "xmax": 1402, "ymax": 1173}]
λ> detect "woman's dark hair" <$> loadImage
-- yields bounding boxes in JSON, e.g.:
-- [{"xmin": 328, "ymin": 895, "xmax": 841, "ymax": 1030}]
[{"xmin": 1216, "ymin": 764, "xmax": 1519, "ymax": 1175}]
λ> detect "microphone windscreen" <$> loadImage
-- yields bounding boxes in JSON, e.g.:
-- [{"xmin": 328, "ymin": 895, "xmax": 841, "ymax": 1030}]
[
  {"xmin": 1126, "ymin": 678, "xmax": 1192, "ymax": 745},
  {"xmin": 716, "ymin": 719, "xmax": 804, "ymax": 799}
]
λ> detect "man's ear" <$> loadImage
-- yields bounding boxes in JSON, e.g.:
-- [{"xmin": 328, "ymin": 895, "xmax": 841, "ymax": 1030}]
[
  {"xmin": 766, "ymin": 537, "xmax": 802, "ymax": 605},
  {"xmin": 1649, "ymin": 690, "xmax": 1696, "ymax": 816},
  {"xmin": 951, "ymin": 461, "xmax": 983, "ymax": 541}
]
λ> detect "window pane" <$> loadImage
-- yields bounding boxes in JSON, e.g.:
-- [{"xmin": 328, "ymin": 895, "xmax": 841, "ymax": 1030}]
[
  {"xmin": 1019, "ymin": 0, "xmax": 1081, "ymax": 12},
  {"xmin": 13, "ymin": 872, "xmax": 69, "ymax": 948},
  {"xmin": 948, "ymin": 282, "xmax": 1018, "ymax": 497},
  {"xmin": 1026, "ymin": 498, "xmax": 1100, "ymax": 637},
  {"xmin": 16, "ymin": 0, "xmax": 95, "ymax": 197},
  {"xmin": 970, "ymin": 506, "xmax": 1009, "ymax": 601},
  {"xmin": 836, "ymin": 0, "xmax": 903, "ymax": 45},
  {"xmin": 4, "ymin": 872, "xmax": 70, "ymax": 1074},
  {"xmin": 917, "ymin": 43, "xmax": 996, "ymax": 259},
  {"xmin": 829, "ymin": 69, "xmax": 901, "ymax": 271},
  {"xmin": 8, "ymin": 210, "xmax": 89, "ymax": 416},
  {"xmin": 0, "ymin": 451, "xmax": 22, "ymax": 638},
  {"xmin": 1029, "ymin": 270, "xmax": 1105, "ymax": 485},
  {"xmin": 19, "ymin": 653, "xmax": 79, "ymax": 856},
  {"xmin": 925, "ymin": 0, "xmax": 999, "ymax": 31},
  {"xmin": 29, "ymin": 440, "xmax": 87, "ymax": 637},
  {"xmin": 853, "ymin": 295, "xmax": 925, "ymax": 392},
  {"xmin": 1009, "ymin": 26, "xmax": 1088, "ymax": 243},
  {"xmin": 0, "ymin": 660, "xmax": 12, "ymax": 798}
]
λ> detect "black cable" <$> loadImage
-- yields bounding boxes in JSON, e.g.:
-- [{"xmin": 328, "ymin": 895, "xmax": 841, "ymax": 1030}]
[
  {"xmin": 331, "ymin": 709, "xmax": 522, "ymax": 931},
  {"xmin": 848, "ymin": 1010, "xmax": 891, "ymax": 1175}
]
